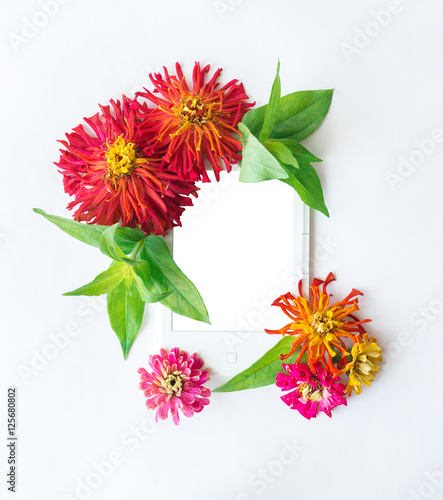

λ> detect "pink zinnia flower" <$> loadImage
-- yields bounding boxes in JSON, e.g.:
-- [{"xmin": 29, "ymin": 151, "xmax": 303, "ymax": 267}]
[
  {"xmin": 138, "ymin": 347, "xmax": 211, "ymax": 425},
  {"xmin": 135, "ymin": 62, "xmax": 254, "ymax": 183},
  {"xmin": 276, "ymin": 362, "xmax": 347, "ymax": 419},
  {"xmin": 57, "ymin": 95, "xmax": 197, "ymax": 235}
]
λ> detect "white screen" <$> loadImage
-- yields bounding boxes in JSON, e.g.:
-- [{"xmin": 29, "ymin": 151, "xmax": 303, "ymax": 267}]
[{"xmin": 163, "ymin": 170, "xmax": 308, "ymax": 376}]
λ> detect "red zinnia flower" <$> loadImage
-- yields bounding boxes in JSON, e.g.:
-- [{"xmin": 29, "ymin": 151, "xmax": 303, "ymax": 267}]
[
  {"xmin": 57, "ymin": 95, "xmax": 197, "ymax": 235},
  {"xmin": 135, "ymin": 62, "xmax": 254, "ymax": 183}
]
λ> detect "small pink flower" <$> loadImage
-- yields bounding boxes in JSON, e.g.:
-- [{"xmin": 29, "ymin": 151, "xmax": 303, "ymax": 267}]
[
  {"xmin": 276, "ymin": 362, "xmax": 347, "ymax": 420},
  {"xmin": 138, "ymin": 347, "xmax": 211, "ymax": 425}
]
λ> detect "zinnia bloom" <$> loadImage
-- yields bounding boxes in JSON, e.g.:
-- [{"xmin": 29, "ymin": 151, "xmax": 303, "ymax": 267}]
[
  {"xmin": 138, "ymin": 347, "xmax": 211, "ymax": 425},
  {"xmin": 57, "ymin": 95, "xmax": 197, "ymax": 235},
  {"xmin": 266, "ymin": 273, "xmax": 371, "ymax": 374},
  {"xmin": 276, "ymin": 362, "xmax": 347, "ymax": 419},
  {"xmin": 135, "ymin": 62, "xmax": 254, "ymax": 183},
  {"xmin": 344, "ymin": 334, "xmax": 382, "ymax": 395}
]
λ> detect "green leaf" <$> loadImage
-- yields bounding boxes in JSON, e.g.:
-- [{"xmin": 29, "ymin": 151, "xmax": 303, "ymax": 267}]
[
  {"xmin": 278, "ymin": 139, "xmax": 322, "ymax": 163},
  {"xmin": 34, "ymin": 209, "xmax": 148, "ymax": 255},
  {"xmin": 63, "ymin": 262, "xmax": 126, "ymax": 296},
  {"xmin": 281, "ymin": 159, "xmax": 329, "ymax": 217},
  {"xmin": 141, "ymin": 237, "xmax": 210, "ymax": 324},
  {"xmin": 114, "ymin": 227, "xmax": 146, "ymax": 254},
  {"xmin": 33, "ymin": 208, "xmax": 105, "ymax": 248},
  {"xmin": 214, "ymin": 336, "xmax": 305, "ymax": 392},
  {"xmin": 99, "ymin": 224, "xmax": 139, "ymax": 266},
  {"xmin": 132, "ymin": 263, "xmax": 172, "ymax": 303},
  {"xmin": 264, "ymin": 139, "xmax": 299, "ymax": 170},
  {"xmin": 107, "ymin": 279, "xmax": 145, "ymax": 359},
  {"xmin": 332, "ymin": 346, "xmax": 344, "ymax": 365},
  {"xmin": 238, "ymin": 123, "xmax": 288, "ymax": 183},
  {"xmin": 100, "ymin": 224, "xmax": 125, "ymax": 260},
  {"xmin": 241, "ymin": 90, "xmax": 333, "ymax": 142},
  {"xmin": 241, "ymin": 106, "xmax": 267, "ymax": 138},
  {"xmin": 239, "ymin": 124, "xmax": 329, "ymax": 215},
  {"xmin": 271, "ymin": 89, "xmax": 334, "ymax": 141},
  {"xmin": 238, "ymin": 125, "xmax": 327, "ymax": 215},
  {"xmin": 258, "ymin": 61, "xmax": 281, "ymax": 143}
]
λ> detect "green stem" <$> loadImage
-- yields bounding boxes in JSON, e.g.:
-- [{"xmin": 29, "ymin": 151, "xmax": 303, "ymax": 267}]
[{"xmin": 130, "ymin": 239, "xmax": 145, "ymax": 260}]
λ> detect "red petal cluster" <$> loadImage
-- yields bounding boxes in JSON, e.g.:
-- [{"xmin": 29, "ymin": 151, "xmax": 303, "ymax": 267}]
[
  {"xmin": 57, "ymin": 95, "xmax": 197, "ymax": 235},
  {"xmin": 135, "ymin": 62, "xmax": 254, "ymax": 182}
]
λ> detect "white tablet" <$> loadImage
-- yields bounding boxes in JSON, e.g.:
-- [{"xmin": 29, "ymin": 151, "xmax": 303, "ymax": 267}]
[{"xmin": 162, "ymin": 169, "xmax": 310, "ymax": 376}]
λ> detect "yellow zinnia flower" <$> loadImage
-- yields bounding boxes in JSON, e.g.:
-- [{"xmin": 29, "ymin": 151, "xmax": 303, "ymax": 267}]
[{"xmin": 345, "ymin": 335, "xmax": 382, "ymax": 395}]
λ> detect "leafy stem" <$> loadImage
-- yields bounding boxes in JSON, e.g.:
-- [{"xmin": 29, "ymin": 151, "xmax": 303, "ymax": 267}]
[
  {"xmin": 35, "ymin": 210, "xmax": 211, "ymax": 358},
  {"xmin": 130, "ymin": 238, "xmax": 146, "ymax": 260}
]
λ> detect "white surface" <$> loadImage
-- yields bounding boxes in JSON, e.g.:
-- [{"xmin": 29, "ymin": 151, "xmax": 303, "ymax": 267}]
[{"xmin": 2, "ymin": 1, "xmax": 443, "ymax": 500}]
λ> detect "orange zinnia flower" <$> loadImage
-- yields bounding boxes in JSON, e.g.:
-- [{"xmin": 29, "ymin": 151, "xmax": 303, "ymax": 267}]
[
  {"xmin": 135, "ymin": 62, "xmax": 254, "ymax": 183},
  {"xmin": 265, "ymin": 273, "xmax": 371, "ymax": 375}
]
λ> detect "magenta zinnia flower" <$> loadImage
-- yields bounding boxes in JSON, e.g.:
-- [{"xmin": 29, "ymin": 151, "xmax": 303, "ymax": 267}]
[
  {"xmin": 135, "ymin": 62, "xmax": 254, "ymax": 183},
  {"xmin": 57, "ymin": 95, "xmax": 197, "ymax": 235},
  {"xmin": 138, "ymin": 347, "xmax": 211, "ymax": 425},
  {"xmin": 276, "ymin": 362, "xmax": 347, "ymax": 419}
]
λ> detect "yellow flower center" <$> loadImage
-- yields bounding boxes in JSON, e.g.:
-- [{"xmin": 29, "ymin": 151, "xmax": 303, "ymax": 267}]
[
  {"xmin": 299, "ymin": 381, "xmax": 323, "ymax": 402},
  {"xmin": 106, "ymin": 136, "xmax": 137, "ymax": 184},
  {"xmin": 353, "ymin": 353, "xmax": 372, "ymax": 375},
  {"xmin": 308, "ymin": 310, "xmax": 343, "ymax": 337},
  {"xmin": 161, "ymin": 371, "xmax": 184, "ymax": 396},
  {"xmin": 177, "ymin": 97, "xmax": 211, "ymax": 127}
]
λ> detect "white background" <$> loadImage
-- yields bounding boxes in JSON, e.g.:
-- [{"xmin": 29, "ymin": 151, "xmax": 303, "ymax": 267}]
[{"xmin": 2, "ymin": 1, "xmax": 443, "ymax": 499}]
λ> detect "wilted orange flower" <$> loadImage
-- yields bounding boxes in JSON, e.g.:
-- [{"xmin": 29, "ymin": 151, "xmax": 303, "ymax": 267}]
[{"xmin": 266, "ymin": 273, "xmax": 371, "ymax": 375}]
